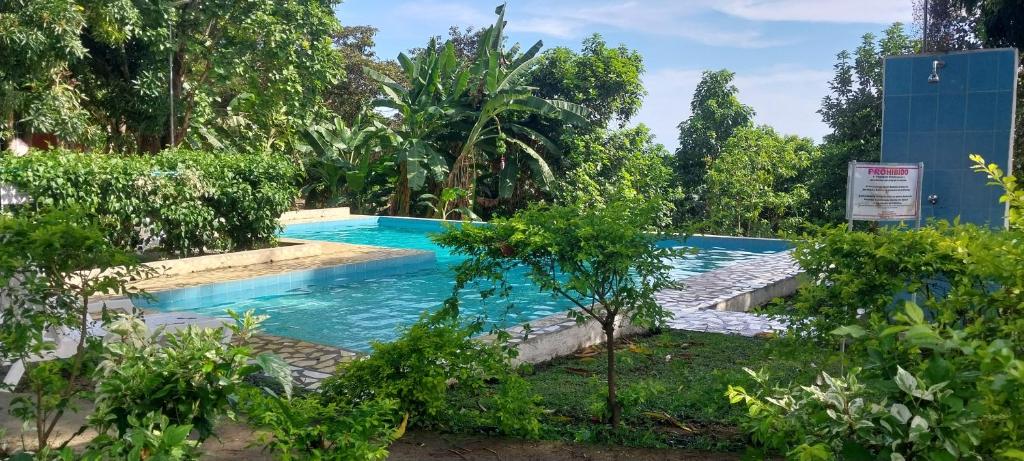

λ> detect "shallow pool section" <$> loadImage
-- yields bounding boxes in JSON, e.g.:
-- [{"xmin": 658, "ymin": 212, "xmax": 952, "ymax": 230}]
[{"xmin": 143, "ymin": 217, "xmax": 789, "ymax": 351}]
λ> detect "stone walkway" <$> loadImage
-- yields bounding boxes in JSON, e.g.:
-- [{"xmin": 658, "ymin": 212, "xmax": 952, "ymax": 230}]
[
  {"xmin": 246, "ymin": 334, "xmax": 359, "ymax": 389},
  {"xmin": 657, "ymin": 251, "xmax": 801, "ymax": 336}
]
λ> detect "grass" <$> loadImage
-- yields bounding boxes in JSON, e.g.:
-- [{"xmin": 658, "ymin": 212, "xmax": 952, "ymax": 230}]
[{"xmin": 446, "ymin": 329, "xmax": 830, "ymax": 451}]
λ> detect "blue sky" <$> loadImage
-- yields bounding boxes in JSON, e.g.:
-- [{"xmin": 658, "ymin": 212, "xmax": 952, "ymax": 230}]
[{"xmin": 334, "ymin": 0, "xmax": 915, "ymax": 149}]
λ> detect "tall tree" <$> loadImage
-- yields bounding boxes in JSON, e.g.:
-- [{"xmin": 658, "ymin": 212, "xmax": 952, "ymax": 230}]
[
  {"xmin": 914, "ymin": 0, "xmax": 982, "ymax": 51},
  {"xmin": 808, "ymin": 24, "xmax": 915, "ymax": 223},
  {"xmin": 555, "ymin": 125, "xmax": 675, "ymax": 214},
  {"xmin": 704, "ymin": 126, "xmax": 820, "ymax": 237},
  {"xmin": 956, "ymin": 0, "xmax": 1024, "ymax": 48},
  {"xmin": 2, "ymin": 0, "xmax": 345, "ymax": 154},
  {"xmin": 528, "ymin": 34, "xmax": 646, "ymax": 127},
  {"xmin": 325, "ymin": 26, "xmax": 404, "ymax": 123},
  {"xmin": 410, "ymin": 26, "xmax": 485, "ymax": 63},
  {"xmin": 953, "ymin": 0, "xmax": 1024, "ymax": 175},
  {"xmin": 673, "ymin": 70, "xmax": 754, "ymax": 220},
  {"xmin": 0, "ymin": 0, "xmax": 117, "ymax": 150}
]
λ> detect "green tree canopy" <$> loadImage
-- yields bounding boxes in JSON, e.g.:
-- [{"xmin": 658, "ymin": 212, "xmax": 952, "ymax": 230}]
[
  {"xmin": 704, "ymin": 125, "xmax": 820, "ymax": 237},
  {"xmin": 529, "ymin": 34, "xmax": 646, "ymax": 127},
  {"xmin": 673, "ymin": 69, "xmax": 754, "ymax": 220},
  {"xmin": 1, "ymin": 0, "xmax": 345, "ymax": 154},
  {"xmin": 555, "ymin": 125, "xmax": 675, "ymax": 218}
]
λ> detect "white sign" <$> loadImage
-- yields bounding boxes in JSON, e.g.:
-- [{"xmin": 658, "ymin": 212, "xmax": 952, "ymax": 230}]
[{"xmin": 846, "ymin": 162, "xmax": 923, "ymax": 221}]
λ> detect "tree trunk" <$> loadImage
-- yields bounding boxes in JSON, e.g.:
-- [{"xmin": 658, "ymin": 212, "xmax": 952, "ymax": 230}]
[
  {"xmin": 390, "ymin": 161, "xmax": 411, "ymax": 216},
  {"xmin": 604, "ymin": 321, "xmax": 620, "ymax": 429}
]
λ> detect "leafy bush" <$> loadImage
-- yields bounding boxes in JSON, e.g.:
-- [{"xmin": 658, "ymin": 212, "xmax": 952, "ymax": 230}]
[
  {"xmin": 728, "ymin": 157, "xmax": 1024, "ymax": 459},
  {"xmin": 785, "ymin": 221, "xmax": 979, "ymax": 341},
  {"xmin": 703, "ymin": 125, "xmax": 819, "ymax": 237},
  {"xmin": 320, "ymin": 310, "xmax": 527, "ymax": 429},
  {"xmin": 490, "ymin": 375, "xmax": 543, "ymax": 439},
  {"xmin": 554, "ymin": 126, "xmax": 677, "ymax": 224},
  {"xmin": 89, "ymin": 310, "xmax": 292, "ymax": 442},
  {"xmin": 70, "ymin": 413, "xmax": 201, "ymax": 461},
  {"xmin": 240, "ymin": 388, "xmax": 403, "ymax": 461},
  {"xmin": 0, "ymin": 149, "xmax": 297, "ymax": 255}
]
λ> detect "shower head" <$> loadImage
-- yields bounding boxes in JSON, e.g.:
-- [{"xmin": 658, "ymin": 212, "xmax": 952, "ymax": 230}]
[{"xmin": 928, "ymin": 60, "xmax": 944, "ymax": 84}]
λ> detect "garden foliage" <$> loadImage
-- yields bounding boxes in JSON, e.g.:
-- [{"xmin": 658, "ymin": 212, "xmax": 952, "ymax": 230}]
[
  {"xmin": 320, "ymin": 309, "xmax": 540, "ymax": 436},
  {"xmin": 240, "ymin": 389, "xmax": 402, "ymax": 461},
  {"xmin": 728, "ymin": 157, "xmax": 1024, "ymax": 459},
  {"xmin": 0, "ymin": 149, "xmax": 297, "ymax": 255},
  {"xmin": 434, "ymin": 199, "xmax": 681, "ymax": 429}
]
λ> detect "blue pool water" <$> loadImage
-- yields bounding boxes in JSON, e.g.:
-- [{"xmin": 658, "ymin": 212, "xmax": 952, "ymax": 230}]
[{"xmin": 144, "ymin": 217, "xmax": 789, "ymax": 351}]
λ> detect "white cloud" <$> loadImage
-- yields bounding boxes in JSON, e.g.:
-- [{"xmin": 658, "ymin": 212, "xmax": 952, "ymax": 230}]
[
  {"xmin": 522, "ymin": 1, "xmax": 787, "ymax": 48},
  {"xmin": 635, "ymin": 66, "xmax": 832, "ymax": 151},
  {"xmin": 712, "ymin": 0, "xmax": 914, "ymax": 24},
  {"xmin": 506, "ymin": 18, "xmax": 579, "ymax": 38}
]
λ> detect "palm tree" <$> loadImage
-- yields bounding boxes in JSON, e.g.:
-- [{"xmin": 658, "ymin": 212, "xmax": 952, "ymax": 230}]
[{"xmin": 296, "ymin": 114, "xmax": 389, "ymax": 210}]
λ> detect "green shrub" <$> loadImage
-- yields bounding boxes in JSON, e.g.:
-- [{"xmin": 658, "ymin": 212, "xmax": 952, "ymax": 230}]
[
  {"xmin": 320, "ymin": 310, "xmax": 506, "ymax": 419},
  {"xmin": 0, "ymin": 209, "xmax": 149, "ymax": 454},
  {"xmin": 89, "ymin": 310, "xmax": 292, "ymax": 442},
  {"xmin": 728, "ymin": 157, "xmax": 1024, "ymax": 459},
  {"xmin": 490, "ymin": 375, "xmax": 543, "ymax": 439},
  {"xmin": 0, "ymin": 149, "xmax": 297, "ymax": 255},
  {"xmin": 239, "ymin": 388, "xmax": 402, "ymax": 461},
  {"xmin": 70, "ymin": 413, "xmax": 201, "ymax": 461},
  {"xmin": 320, "ymin": 309, "xmax": 540, "ymax": 434}
]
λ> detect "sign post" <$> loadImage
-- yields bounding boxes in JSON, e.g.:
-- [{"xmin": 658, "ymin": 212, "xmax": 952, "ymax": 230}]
[{"xmin": 845, "ymin": 161, "xmax": 924, "ymax": 229}]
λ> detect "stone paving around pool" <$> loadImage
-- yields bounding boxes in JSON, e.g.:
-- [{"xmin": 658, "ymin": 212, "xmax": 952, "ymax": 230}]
[
  {"xmin": 126, "ymin": 242, "xmax": 427, "ymax": 294},
  {"xmin": 656, "ymin": 251, "xmax": 801, "ymax": 336},
  {"xmin": 246, "ymin": 333, "xmax": 359, "ymax": 389},
  {"xmin": 491, "ymin": 251, "xmax": 803, "ymax": 365}
]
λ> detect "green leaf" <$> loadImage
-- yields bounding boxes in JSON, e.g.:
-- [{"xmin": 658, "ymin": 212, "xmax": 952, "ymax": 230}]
[
  {"xmin": 831, "ymin": 325, "xmax": 867, "ymax": 338},
  {"xmin": 253, "ymin": 353, "xmax": 293, "ymax": 399},
  {"xmin": 895, "ymin": 366, "xmax": 918, "ymax": 396},
  {"xmin": 904, "ymin": 301, "xmax": 925, "ymax": 324}
]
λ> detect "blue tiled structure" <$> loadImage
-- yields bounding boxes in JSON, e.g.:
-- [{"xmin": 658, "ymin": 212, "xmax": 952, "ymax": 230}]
[{"xmin": 882, "ymin": 48, "xmax": 1018, "ymax": 227}]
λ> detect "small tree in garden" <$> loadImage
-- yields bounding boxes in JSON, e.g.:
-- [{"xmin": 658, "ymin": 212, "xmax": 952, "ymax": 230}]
[
  {"xmin": 434, "ymin": 199, "xmax": 683, "ymax": 428},
  {"xmin": 0, "ymin": 209, "xmax": 151, "ymax": 453}
]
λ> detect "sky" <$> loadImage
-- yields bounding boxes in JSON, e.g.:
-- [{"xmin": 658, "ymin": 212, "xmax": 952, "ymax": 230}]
[{"xmin": 334, "ymin": 0, "xmax": 916, "ymax": 150}]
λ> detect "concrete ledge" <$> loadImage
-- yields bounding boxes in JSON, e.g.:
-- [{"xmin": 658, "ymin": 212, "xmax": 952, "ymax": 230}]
[
  {"xmin": 280, "ymin": 207, "xmax": 351, "ymax": 224},
  {"xmin": 710, "ymin": 274, "xmax": 801, "ymax": 312},
  {"xmin": 142, "ymin": 239, "xmax": 337, "ymax": 277}
]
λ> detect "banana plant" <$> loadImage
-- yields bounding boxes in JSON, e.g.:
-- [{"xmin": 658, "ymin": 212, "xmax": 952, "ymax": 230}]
[
  {"xmin": 442, "ymin": 4, "xmax": 594, "ymax": 215},
  {"xmin": 296, "ymin": 114, "xmax": 388, "ymax": 208},
  {"xmin": 365, "ymin": 39, "xmax": 471, "ymax": 216}
]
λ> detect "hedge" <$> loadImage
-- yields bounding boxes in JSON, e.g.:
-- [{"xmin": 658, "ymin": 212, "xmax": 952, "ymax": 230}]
[{"xmin": 0, "ymin": 149, "xmax": 298, "ymax": 256}]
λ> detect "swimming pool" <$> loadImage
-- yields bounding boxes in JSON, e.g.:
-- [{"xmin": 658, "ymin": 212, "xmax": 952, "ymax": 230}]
[{"xmin": 143, "ymin": 217, "xmax": 789, "ymax": 351}]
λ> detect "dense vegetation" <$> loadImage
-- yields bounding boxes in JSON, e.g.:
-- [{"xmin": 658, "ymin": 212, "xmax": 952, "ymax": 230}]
[
  {"xmin": 3, "ymin": 1, "xmax": 1024, "ymax": 460},
  {"xmin": 727, "ymin": 157, "xmax": 1024, "ymax": 459},
  {"xmin": 0, "ymin": 149, "xmax": 297, "ymax": 256}
]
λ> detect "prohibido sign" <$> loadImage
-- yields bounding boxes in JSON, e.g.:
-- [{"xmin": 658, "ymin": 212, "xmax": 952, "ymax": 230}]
[{"xmin": 845, "ymin": 161, "xmax": 923, "ymax": 222}]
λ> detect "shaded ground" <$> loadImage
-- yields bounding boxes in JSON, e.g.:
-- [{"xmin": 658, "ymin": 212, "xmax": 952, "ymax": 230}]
[
  {"xmin": 386, "ymin": 431, "xmax": 744, "ymax": 461},
  {"xmin": 446, "ymin": 330, "xmax": 826, "ymax": 451},
  {"xmin": 201, "ymin": 425, "xmax": 744, "ymax": 461},
  {"xmin": 1, "ymin": 395, "xmax": 743, "ymax": 460}
]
